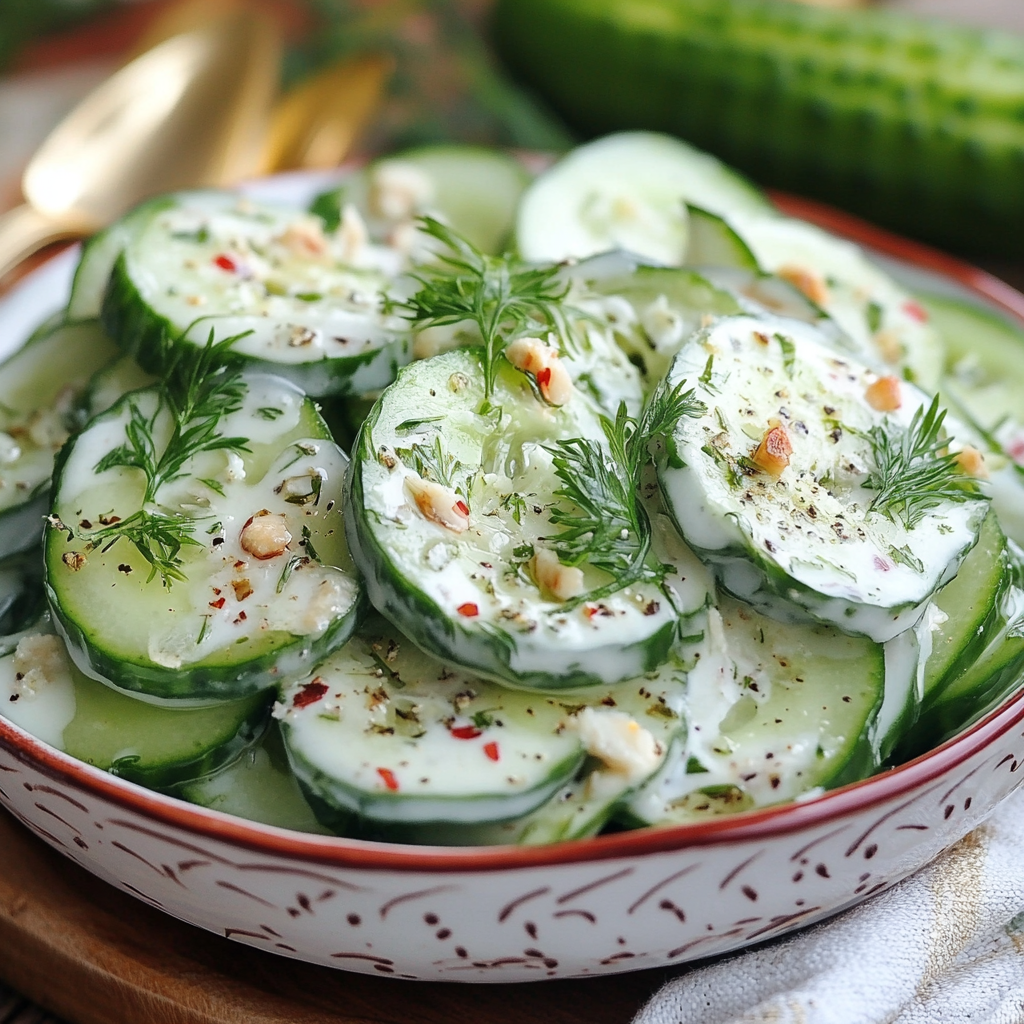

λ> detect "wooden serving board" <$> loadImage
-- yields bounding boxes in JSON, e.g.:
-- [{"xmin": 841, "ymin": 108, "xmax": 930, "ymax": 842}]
[{"xmin": 0, "ymin": 809, "xmax": 679, "ymax": 1024}]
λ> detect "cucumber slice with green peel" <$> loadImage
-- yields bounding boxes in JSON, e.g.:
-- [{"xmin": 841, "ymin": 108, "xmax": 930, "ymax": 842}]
[
  {"xmin": 0, "ymin": 319, "xmax": 120, "ymax": 558},
  {"xmin": 0, "ymin": 628, "xmax": 272, "ymax": 789},
  {"xmin": 180, "ymin": 724, "xmax": 331, "ymax": 834},
  {"xmin": 927, "ymin": 292, "xmax": 1024, "ymax": 435},
  {"xmin": 515, "ymin": 132, "xmax": 774, "ymax": 265},
  {"xmin": 896, "ymin": 546, "xmax": 1024, "ymax": 760},
  {"xmin": 624, "ymin": 596, "xmax": 885, "ymax": 827},
  {"xmin": 568, "ymin": 254, "xmax": 743, "ymax": 386},
  {"xmin": 277, "ymin": 619, "xmax": 684, "ymax": 833},
  {"xmin": 685, "ymin": 204, "xmax": 759, "ymax": 270},
  {"xmin": 80, "ymin": 355, "xmax": 157, "ymax": 422},
  {"xmin": 315, "ymin": 145, "xmax": 531, "ymax": 257},
  {"xmin": 67, "ymin": 197, "xmax": 172, "ymax": 322},
  {"xmin": 920, "ymin": 513, "xmax": 1009, "ymax": 703},
  {"xmin": 46, "ymin": 375, "xmax": 364, "ymax": 703},
  {"xmin": 728, "ymin": 215, "xmax": 946, "ymax": 391},
  {"xmin": 101, "ymin": 190, "xmax": 413, "ymax": 398},
  {"xmin": 346, "ymin": 348, "xmax": 678, "ymax": 691},
  {"xmin": 657, "ymin": 314, "xmax": 988, "ymax": 642}
]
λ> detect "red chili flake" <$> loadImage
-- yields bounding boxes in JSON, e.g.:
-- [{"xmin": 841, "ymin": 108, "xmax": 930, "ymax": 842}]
[
  {"xmin": 455, "ymin": 500, "xmax": 470, "ymax": 516},
  {"xmin": 209, "ymin": 597, "xmax": 226, "ymax": 609},
  {"xmin": 214, "ymin": 254, "xmax": 237, "ymax": 272},
  {"xmin": 584, "ymin": 604, "xmax": 598, "ymax": 620},
  {"xmin": 451, "ymin": 725, "xmax": 482, "ymax": 740},
  {"xmin": 457, "ymin": 602, "xmax": 479, "ymax": 617},
  {"xmin": 377, "ymin": 767, "xmax": 399, "ymax": 791},
  {"xmin": 1009, "ymin": 439, "xmax": 1024, "ymax": 464},
  {"xmin": 483, "ymin": 741, "xmax": 500, "ymax": 762},
  {"xmin": 537, "ymin": 367, "xmax": 552, "ymax": 388},
  {"xmin": 233, "ymin": 611, "xmax": 247, "ymax": 624},
  {"xmin": 903, "ymin": 300, "xmax": 928, "ymax": 323},
  {"xmin": 873, "ymin": 556, "xmax": 892, "ymax": 572},
  {"xmin": 293, "ymin": 678, "xmax": 328, "ymax": 709}
]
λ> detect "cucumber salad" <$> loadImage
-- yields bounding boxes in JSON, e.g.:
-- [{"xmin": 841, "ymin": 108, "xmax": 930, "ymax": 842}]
[{"xmin": 2, "ymin": 133, "xmax": 1023, "ymax": 846}]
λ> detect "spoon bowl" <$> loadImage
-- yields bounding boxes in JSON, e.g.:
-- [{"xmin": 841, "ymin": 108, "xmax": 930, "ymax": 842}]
[{"xmin": 0, "ymin": 12, "xmax": 279, "ymax": 280}]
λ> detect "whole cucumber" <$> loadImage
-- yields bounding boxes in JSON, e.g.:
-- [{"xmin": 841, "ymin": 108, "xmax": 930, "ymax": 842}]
[{"xmin": 492, "ymin": 0, "xmax": 1024, "ymax": 258}]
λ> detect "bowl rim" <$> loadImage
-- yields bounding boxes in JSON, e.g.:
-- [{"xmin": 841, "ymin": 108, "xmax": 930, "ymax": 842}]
[{"xmin": 2, "ymin": 191, "xmax": 1023, "ymax": 875}]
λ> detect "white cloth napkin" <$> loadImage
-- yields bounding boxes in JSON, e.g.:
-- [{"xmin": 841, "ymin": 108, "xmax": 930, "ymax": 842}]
[{"xmin": 635, "ymin": 789, "xmax": 1024, "ymax": 1024}]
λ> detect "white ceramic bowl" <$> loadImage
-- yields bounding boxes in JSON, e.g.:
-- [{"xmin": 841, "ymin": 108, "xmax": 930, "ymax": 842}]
[{"xmin": 1, "ymin": 182, "xmax": 1023, "ymax": 983}]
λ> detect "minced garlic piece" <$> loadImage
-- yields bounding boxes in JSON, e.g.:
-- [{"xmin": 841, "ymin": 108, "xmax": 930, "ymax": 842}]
[
  {"xmin": 505, "ymin": 336, "xmax": 573, "ymax": 406},
  {"xmin": 404, "ymin": 475, "xmax": 470, "ymax": 533},
  {"xmin": 777, "ymin": 264, "xmax": 830, "ymax": 306},
  {"xmin": 568, "ymin": 708, "xmax": 661, "ymax": 783},
  {"xmin": 13, "ymin": 634, "xmax": 69, "ymax": 700},
  {"xmin": 955, "ymin": 445, "xmax": 988, "ymax": 479},
  {"xmin": 532, "ymin": 547, "xmax": 585, "ymax": 602},
  {"xmin": 865, "ymin": 375, "xmax": 902, "ymax": 412},
  {"xmin": 751, "ymin": 421, "xmax": 793, "ymax": 478}
]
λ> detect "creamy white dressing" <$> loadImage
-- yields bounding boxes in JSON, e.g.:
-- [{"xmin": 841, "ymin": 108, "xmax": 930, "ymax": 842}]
[
  {"xmin": 0, "ymin": 630, "xmax": 76, "ymax": 749},
  {"xmin": 659, "ymin": 314, "xmax": 986, "ymax": 640}
]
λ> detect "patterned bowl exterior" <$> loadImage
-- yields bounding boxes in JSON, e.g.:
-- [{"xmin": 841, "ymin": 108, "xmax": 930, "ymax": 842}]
[{"xmin": 1, "ymin": 190, "xmax": 1024, "ymax": 982}]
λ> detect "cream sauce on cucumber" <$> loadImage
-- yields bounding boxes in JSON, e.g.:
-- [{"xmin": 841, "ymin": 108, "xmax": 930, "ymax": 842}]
[{"xmin": 659, "ymin": 315, "xmax": 987, "ymax": 641}]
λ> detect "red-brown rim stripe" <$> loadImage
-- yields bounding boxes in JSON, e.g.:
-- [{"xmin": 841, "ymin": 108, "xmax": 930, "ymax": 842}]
[{"xmin": 1, "ymin": 193, "xmax": 1022, "ymax": 873}]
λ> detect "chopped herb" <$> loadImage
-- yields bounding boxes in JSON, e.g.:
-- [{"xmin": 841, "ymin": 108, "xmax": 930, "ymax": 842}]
[
  {"xmin": 301, "ymin": 525, "xmax": 321, "ymax": 563},
  {"xmin": 401, "ymin": 217, "xmax": 571, "ymax": 403},
  {"xmin": 471, "ymin": 709, "xmax": 496, "ymax": 729},
  {"xmin": 257, "ymin": 407, "xmax": 284, "ymax": 421},
  {"xmin": 774, "ymin": 333, "xmax": 797, "ymax": 375},
  {"xmin": 862, "ymin": 394, "xmax": 986, "ymax": 529},
  {"xmin": 685, "ymin": 756, "xmax": 710, "ymax": 774},
  {"xmin": 276, "ymin": 555, "xmax": 302, "ymax": 594},
  {"xmin": 198, "ymin": 477, "xmax": 226, "ymax": 497},
  {"xmin": 395, "ymin": 435, "xmax": 463, "ymax": 493},
  {"xmin": 698, "ymin": 354, "xmax": 720, "ymax": 394},
  {"xmin": 309, "ymin": 187, "xmax": 344, "ymax": 232},
  {"xmin": 512, "ymin": 542, "xmax": 535, "ymax": 561},
  {"xmin": 501, "ymin": 491, "xmax": 527, "ymax": 525},
  {"xmin": 866, "ymin": 300, "xmax": 884, "ymax": 334},
  {"xmin": 295, "ymin": 292, "xmax": 323, "ymax": 303},
  {"xmin": 544, "ymin": 380, "xmax": 705, "ymax": 607},
  {"xmin": 395, "ymin": 415, "xmax": 445, "ymax": 435},
  {"xmin": 171, "ymin": 226, "xmax": 209, "ymax": 243},
  {"xmin": 888, "ymin": 543, "xmax": 925, "ymax": 573}
]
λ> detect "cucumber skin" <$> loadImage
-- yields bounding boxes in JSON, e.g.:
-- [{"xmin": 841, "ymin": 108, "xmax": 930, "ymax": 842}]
[
  {"xmin": 100, "ymin": 692, "xmax": 273, "ymax": 793},
  {"xmin": 345, "ymin": 401, "xmax": 677, "ymax": 692},
  {"xmin": 493, "ymin": 0, "xmax": 1024, "ymax": 257},
  {"xmin": 101, "ymin": 255, "xmax": 412, "ymax": 400}
]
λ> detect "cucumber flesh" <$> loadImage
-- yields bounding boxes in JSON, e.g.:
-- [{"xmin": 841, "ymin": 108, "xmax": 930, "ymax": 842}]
[
  {"xmin": 46, "ymin": 375, "xmax": 364, "ymax": 703},
  {"xmin": 81, "ymin": 355, "xmax": 157, "ymax": 422},
  {"xmin": 277, "ymin": 618, "xmax": 684, "ymax": 832},
  {"xmin": 625, "ymin": 595, "xmax": 884, "ymax": 826},
  {"xmin": 730, "ymin": 215, "xmax": 946, "ymax": 392},
  {"xmin": 516, "ymin": 131, "xmax": 774, "ymax": 264},
  {"xmin": 657, "ymin": 314, "xmax": 987, "ymax": 642},
  {"xmin": 317, "ymin": 145, "xmax": 531, "ymax": 256},
  {"xmin": 180, "ymin": 724, "xmax": 330, "ymax": 833},
  {"xmin": 685, "ymin": 204, "xmax": 759, "ymax": 270},
  {"xmin": 347, "ymin": 349, "xmax": 677, "ymax": 691},
  {"xmin": 102, "ymin": 191, "xmax": 413, "ymax": 398},
  {"xmin": 0, "ymin": 627, "xmax": 271, "ymax": 789},
  {"xmin": 0, "ymin": 319, "xmax": 119, "ymax": 557}
]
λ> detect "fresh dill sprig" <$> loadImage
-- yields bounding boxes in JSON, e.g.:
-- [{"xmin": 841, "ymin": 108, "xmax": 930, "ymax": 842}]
[
  {"xmin": 544, "ymin": 381, "xmax": 706, "ymax": 606},
  {"xmin": 400, "ymin": 217, "xmax": 570, "ymax": 404},
  {"xmin": 80, "ymin": 330, "xmax": 251, "ymax": 587},
  {"xmin": 394, "ymin": 434, "xmax": 464, "ymax": 494},
  {"xmin": 863, "ymin": 394, "xmax": 986, "ymax": 530}
]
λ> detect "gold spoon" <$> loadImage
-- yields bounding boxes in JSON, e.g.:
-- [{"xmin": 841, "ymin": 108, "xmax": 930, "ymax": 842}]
[
  {"xmin": 0, "ymin": 11, "xmax": 280, "ymax": 281},
  {"xmin": 260, "ymin": 52, "xmax": 395, "ymax": 173}
]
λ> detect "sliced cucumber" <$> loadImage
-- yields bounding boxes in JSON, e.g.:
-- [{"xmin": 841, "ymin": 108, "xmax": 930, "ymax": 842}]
[
  {"xmin": 80, "ymin": 355, "xmax": 156, "ymax": 422},
  {"xmin": 346, "ymin": 349, "xmax": 678, "ymax": 690},
  {"xmin": 67, "ymin": 197, "xmax": 172, "ymax": 322},
  {"xmin": 625, "ymin": 595, "xmax": 884, "ymax": 827},
  {"xmin": 685, "ymin": 204, "xmax": 759, "ymax": 270},
  {"xmin": 567, "ymin": 252, "xmax": 743, "ymax": 385},
  {"xmin": 277, "ymin": 618, "xmax": 684, "ymax": 833},
  {"xmin": 516, "ymin": 131, "xmax": 774, "ymax": 264},
  {"xmin": 897, "ymin": 545, "xmax": 1024, "ymax": 759},
  {"xmin": 180, "ymin": 724, "xmax": 330, "ymax": 833},
  {"xmin": 316, "ymin": 145, "xmax": 531, "ymax": 256},
  {"xmin": 657, "ymin": 314, "xmax": 987, "ymax": 642},
  {"xmin": 928, "ymin": 292, "xmax": 1024, "ymax": 433},
  {"xmin": 0, "ymin": 628, "xmax": 271, "ymax": 789},
  {"xmin": 101, "ymin": 190, "xmax": 413, "ymax": 398},
  {"xmin": 0, "ymin": 319, "xmax": 119, "ymax": 558},
  {"xmin": 46, "ymin": 375, "xmax": 364, "ymax": 703},
  {"xmin": 728, "ymin": 214, "xmax": 946, "ymax": 391}
]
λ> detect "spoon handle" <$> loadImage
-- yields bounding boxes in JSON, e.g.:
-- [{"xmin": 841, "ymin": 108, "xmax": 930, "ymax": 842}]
[{"xmin": 0, "ymin": 205, "xmax": 86, "ymax": 282}]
